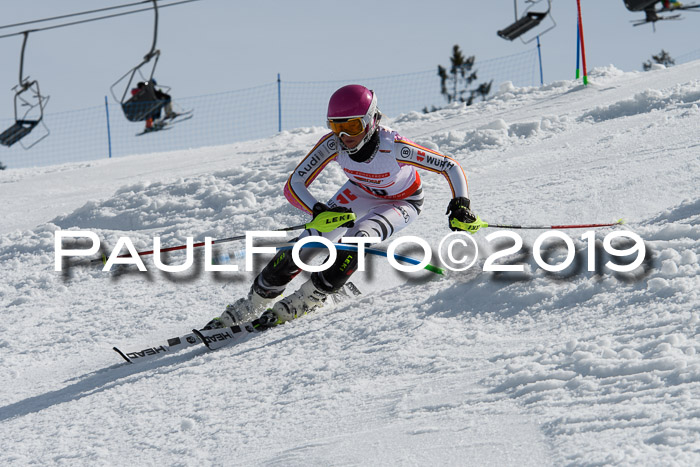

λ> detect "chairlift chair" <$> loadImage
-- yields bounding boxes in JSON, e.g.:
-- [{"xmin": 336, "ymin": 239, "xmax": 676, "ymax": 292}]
[
  {"xmin": 623, "ymin": 0, "xmax": 698, "ymax": 27},
  {"xmin": 498, "ymin": 0, "xmax": 556, "ymax": 43},
  {"xmin": 111, "ymin": 51, "xmax": 171, "ymax": 122},
  {"xmin": 109, "ymin": 0, "xmax": 169, "ymax": 122},
  {"xmin": 0, "ymin": 32, "xmax": 50, "ymax": 149},
  {"xmin": 624, "ymin": 0, "xmax": 664, "ymax": 24},
  {"xmin": 623, "ymin": 0, "xmax": 661, "ymax": 11}
]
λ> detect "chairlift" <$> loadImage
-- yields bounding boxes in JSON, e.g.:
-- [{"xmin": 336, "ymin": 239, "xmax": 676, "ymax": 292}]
[
  {"xmin": 0, "ymin": 31, "xmax": 50, "ymax": 149},
  {"xmin": 623, "ymin": 1, "xmax": 699, "ymax": 28},
  {"xmin": 110, "ymin": 0, "xmax": 170, "ymax": 122},
  {"xmin": 624, "ymin": 0, "xmax": 659, "ymax": 10},
  {"xmin": 498, "ymin": 0, "xmax": 556, "ymax": 43}
]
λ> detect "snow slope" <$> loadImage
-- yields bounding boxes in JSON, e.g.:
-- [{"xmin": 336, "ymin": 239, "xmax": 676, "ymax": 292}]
[{"xmin": 1, "ymin": 61, "xmax": 699, "ymax": 466}]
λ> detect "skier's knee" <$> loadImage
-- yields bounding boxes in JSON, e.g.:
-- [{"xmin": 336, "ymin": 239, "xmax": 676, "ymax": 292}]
[
  {"xmin": 312, "ymin": 250, "xmax": 358, "ymax": 293},
  {"xmin": 260, "ymin": 250, "xmax": 300, "ymax": 288}
]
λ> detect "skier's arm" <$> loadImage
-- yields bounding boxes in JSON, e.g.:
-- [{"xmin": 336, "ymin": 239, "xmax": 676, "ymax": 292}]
[
  {"xmin": 395, "ymin": 136, "xmax": 483, "ymax": 232},
  {"xmin": 394, "ymin": 137, "xmax": 469, "ymax": 198},
  {"xmin": 284, "ymin": 133, "xmax": 339, "ymax": 214}
]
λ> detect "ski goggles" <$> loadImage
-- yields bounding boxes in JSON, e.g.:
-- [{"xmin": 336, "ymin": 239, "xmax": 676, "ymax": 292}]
[{"xmin": 327, "ymin": 117, "xmax": 366, "ymax": 137}]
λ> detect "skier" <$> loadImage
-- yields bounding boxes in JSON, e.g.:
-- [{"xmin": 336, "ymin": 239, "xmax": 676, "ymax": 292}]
[
  {"xmin": 151, "ymin": 79, "xmax": 177, "ymax": 120},
  {"xmin": 130, "ymin": 80, "xmax": 176, "ymax": 130},
  {"xmin": 203, "ymin": 84, "xmax": 480, "ymax": 330}
]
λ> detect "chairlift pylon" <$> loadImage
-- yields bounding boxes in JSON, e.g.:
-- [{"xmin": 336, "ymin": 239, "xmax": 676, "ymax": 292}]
[
  {"xmin": 110, "ymin": 0, "xmax": 170, "ymax": 122},
  {"xmin": 497, "ymin": 0, "xmax": 556, "ymax": 44},
  {"xmin": 0, "ymin": 31, "xmax": 50, "ymax": 149}
]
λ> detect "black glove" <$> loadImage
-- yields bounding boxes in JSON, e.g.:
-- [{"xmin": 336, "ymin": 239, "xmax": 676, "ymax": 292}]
[
  {"xmin": 446, "ymin": 197, "xmax": 477, "ymax": 232},
  {"xmin": 312, "ymin": 202, "xmax": 355, "ymax": 228}
]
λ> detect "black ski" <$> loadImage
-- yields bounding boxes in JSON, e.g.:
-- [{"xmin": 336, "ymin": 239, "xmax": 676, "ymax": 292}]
[{"xmin": 135, "ymin": 111, "xmax": 193, "ymax": 136}]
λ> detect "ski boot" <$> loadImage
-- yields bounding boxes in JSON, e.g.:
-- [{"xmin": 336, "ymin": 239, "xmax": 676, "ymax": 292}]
[
  {"xmin": 253, "ymin": 309, "xmax": 280, "ymax": 330},
  {"xmin": 201, "ymin": 286, "xmax": 275, "ymax": 330},
  {"xmin": 269, "ymin": 278, "xmax": 328, "ymax": 323}
]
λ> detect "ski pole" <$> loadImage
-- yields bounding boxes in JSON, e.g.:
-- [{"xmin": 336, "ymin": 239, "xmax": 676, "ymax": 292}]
[
  {"xmin": 91, "ymin": 211, "xmax": 356, "ymax": 263},
  {"xmin": 272, "ymin": 242, "xmax": 445, "ymax": 275},
  {"xmin": 484, "ymin": 219, "xmax": 624, "ymax": 230},
  {"xmin": 451, "ymin": 217, "xmax": 624, "ymax": 232}
]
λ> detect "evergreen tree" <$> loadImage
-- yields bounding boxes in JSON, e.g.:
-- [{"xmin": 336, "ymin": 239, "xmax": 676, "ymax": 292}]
[
  {"xmin": 0, "ymin": 161, "xmax": 6, "ymax": 170},
  {"xmin": 643, "ymin": 50, "xmax": 675, "ymax": 71},
  {"xmin": 436, "ymin": 45, "xmax": 492, "ymax": 107}
]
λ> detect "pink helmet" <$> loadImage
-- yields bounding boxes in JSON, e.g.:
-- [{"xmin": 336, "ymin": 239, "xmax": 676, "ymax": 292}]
[{"xmin": 327, "ymin": 84, "xmax": 380, "ymax": 154}]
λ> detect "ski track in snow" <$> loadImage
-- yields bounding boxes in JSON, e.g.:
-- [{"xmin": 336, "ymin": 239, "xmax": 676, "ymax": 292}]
[{"xmin": 1, "ymin": 62, "xmax": 699, "ymax": 466}]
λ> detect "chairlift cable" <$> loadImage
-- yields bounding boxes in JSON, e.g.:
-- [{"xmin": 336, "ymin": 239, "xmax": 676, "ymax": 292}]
[
  {"xmin": 0, "ymin": 0, "xmax": 200, "ymax": 40},
  {"xmin": 0, "ymin": 1, "xmax": 148, "ymax": 31}
]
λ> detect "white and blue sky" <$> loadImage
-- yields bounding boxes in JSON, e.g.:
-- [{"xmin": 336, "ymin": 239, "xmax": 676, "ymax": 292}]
[{"xmin": 0, "ymin": 0, "xmax": 698, "ymax": 113}]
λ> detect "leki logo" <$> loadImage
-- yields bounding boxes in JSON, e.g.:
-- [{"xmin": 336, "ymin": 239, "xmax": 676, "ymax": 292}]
[{"xmin": 325, "ymin": 215, "xmax": 352, "ymax": 225}]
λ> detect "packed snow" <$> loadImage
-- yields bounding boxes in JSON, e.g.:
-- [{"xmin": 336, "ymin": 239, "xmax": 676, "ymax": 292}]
[{"xmin": 1, "ymin": 61, "xmax": 699, "ymax": 466}]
